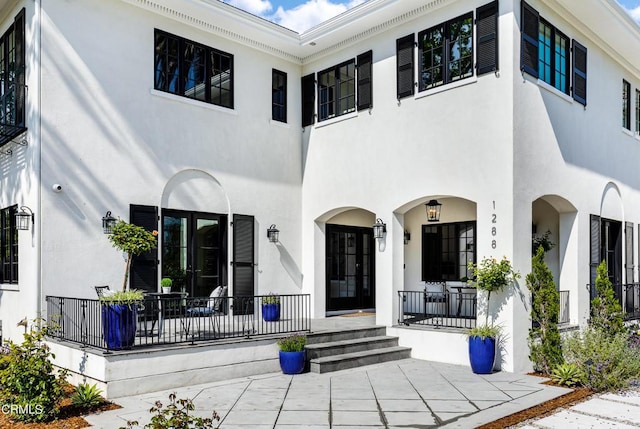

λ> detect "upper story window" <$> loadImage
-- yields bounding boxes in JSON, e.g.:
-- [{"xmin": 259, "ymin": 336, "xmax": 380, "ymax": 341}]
[
  {"xmin": 0, "ymin": 8, "xmax": 26, "ymax": 148},
  {"xmin": 521, "ymin": 1, "xmax": 587, "ymax": 105},
  {"xmin": 635, "ymin": 89, "xmax": 640, "ymax": 135},
  {"xmin": 272, "ymin": 69, "xmax": 287, "ymax": 123},
  {"xmin": 538, "ymin": 19, "xmax": 569, "ymax": 94},
  {"xmin": 154, "ymin": 30, "xmax": 233, "ymax": 109},
  {"xmin": 301, "ymin": 50, "xmax": 372, "ymax": 126},
  {"xmin": 418, "ymin": 13, "xmax": 473, "ymax": 91},
  {"xmin": 318, "ymin": 60, "xmax": 355, "ymax": 122},
  {"xmin": 397, "ymin": 1, "xmax": 498, "ymax": 100},
  {"xmin": 623, "ymin": 80, "xmax": 631, "ymax": 130},
  {"xmin": 1, "ymin": 205, "xmax": 18, "ymax": 284}
]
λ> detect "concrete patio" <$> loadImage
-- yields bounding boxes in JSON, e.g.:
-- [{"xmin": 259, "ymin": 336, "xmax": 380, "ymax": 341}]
[{"xmin": 84, "ymin": 358, "xmax": 571, "ymax": 428}]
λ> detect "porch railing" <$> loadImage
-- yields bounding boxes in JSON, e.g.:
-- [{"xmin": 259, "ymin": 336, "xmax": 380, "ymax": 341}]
[
  {"xmin": 588, "ymin": 283, "xmax": 640, "ymax": 321},
  {"xmin": 45, "ymin": 294, "xmax": 310, "ymax": 352},
  {"xmin": 558, "ymin": 290, "xmax": 570, "ymax": 325},
  {"xmin": 397, "ymin": 290, "xmax": 476, "ymax": 330}
]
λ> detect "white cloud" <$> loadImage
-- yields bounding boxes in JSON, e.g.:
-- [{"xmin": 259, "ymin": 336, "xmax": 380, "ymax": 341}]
[
  {"xmin": 626, "ymin": 5, "xmax": 640, "ymax": 22},
  {"xmin": 226, "ymin": 0, "xmax": 273, "ymax": 16},
  {"xmin": 270, "ymin": 0, "xmax": 366, "ymax": 33}
]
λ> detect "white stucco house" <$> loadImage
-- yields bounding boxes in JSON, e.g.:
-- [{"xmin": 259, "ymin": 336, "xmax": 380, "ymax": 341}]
[{"xmin": 2, "ymin": 0, "xmax": 640, "ymax": 394}]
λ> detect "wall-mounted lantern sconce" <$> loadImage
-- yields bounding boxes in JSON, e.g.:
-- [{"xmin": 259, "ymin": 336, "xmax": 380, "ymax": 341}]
[
  {"xmin": 404, "ymin": 230, "xmax": 411, "ymax": 245},
  {"xmin": 15, "ymin": 206, "xmax": 34, "ymax": 231},
  {"xmin": 102, "ymin": 211, "xmax": 117, "ymax": 234},
  {"xmin": 267, "ymin": 224, "xmax": 279, "ymax": 243},
  {"xmin": 425, "ymin": 199, "xmax": 442, "ymax": 222},
  {"xmin": 372, "ymin": 218, "xmax": 386, "ymax": 240}
]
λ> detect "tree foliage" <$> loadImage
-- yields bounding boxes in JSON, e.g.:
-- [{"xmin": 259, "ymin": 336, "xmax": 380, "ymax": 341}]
[
  {"xmin": 591, "ymin": 261, "xmax": 624, "ymax": 335},
  {"xmin": 527, "ymin": 246, "xmax": 563, "ymax": 375},
  {"xmin": 108, "ymin": 220, "xmax": 158, "ymax": 292}
]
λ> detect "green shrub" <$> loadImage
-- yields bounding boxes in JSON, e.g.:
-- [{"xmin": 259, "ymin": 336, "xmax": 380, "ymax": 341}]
[
  {"xmin": 527, "ymin": 246, "xmax": 563, "ymax": 375},
  {"xmin": 262, "ymin": 294, "xmax": 280, "ymax": 305},
  {"xmin": 550, "ymin": 363, "xmax": 583, "ymax": 387},
  {"xmin": 0, "ymin": 323, "xmax": 68, "ymax": 422},
  {"xmin": 121, "ymin": 392, "xmax": 219, "ymax": 429},
  {"xmin": 71, "ymin": 383, "xmax": 104, "ymax": 409},
  {"xmin": 563, "ymin": 326, "xmax": 640, "ymax": 391},
  {"xmin": 277, "ymin": 334, "xmax": 306, "ymax": 352},
  {"xmin": 590, "ymin": 261, "xmax": 624, "ymax": 335},
  {"xmin": 161, "ymin": 278, "xmax": 173, "ymax": 288},
  {"xmin": 468, "ymin": 324, "xmax": 501, "ymax": 340}
]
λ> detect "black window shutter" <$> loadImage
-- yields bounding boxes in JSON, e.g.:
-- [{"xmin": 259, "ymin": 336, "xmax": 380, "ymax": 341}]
[
  {"xmin": 590, "ymin": 214, "xmax": 600, "ymax": 288},
  {"xmin": 520, "ymin": 1, "xmax": 538, "ymax": 78},
  {"xmin": 626, "ymin": 222, "xmax": 634, "ymax": 283},
  {"xmin": 396, "ymin": 34, "xmax": 415, "ymax": 99},
  {"xmin": 233, "ymin": 214, "xmax": 255, "ymax": 315},
  {"xmin": 301, "ymin": 73, "xmax": 315, "ymax": 127},
  {"xmin": 356, "ymin": 51, "xmax": 373, "ymax": 110},
  {"xmin": 14, "ymin": 8, "xmax": 26, "ymax": 127},
  {"xmin": 572, "ymin": 40, "xmax": 587, "ymax": 106},
  {"xmin": 476, "ymin": 1, "xmax": 499, "ymax": 76},
  {"xmin": 130, "ymin": 205, "xmax": 158, "ymax": 293},
  {"xmin": 357, "ymin": 50, "xmax": 373, "ymax": 111}
]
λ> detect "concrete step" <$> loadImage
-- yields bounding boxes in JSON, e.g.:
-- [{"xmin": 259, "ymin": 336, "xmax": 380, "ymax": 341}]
[
  {"xmin": 307, "ymin": 326, "xmax": 387, "ymax": 344},
  {"xmin": 309, "ymin": 346, "xmax": 412, "ymax": 374},
  {"xmin": 305, "ymin": 335, "xmax": 399, "ymax": 359}
]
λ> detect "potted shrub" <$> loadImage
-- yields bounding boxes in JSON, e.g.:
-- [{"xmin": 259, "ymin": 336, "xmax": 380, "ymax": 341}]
[
  {"xmin": 467, "ymin": 257, "xmax": 519, "ymax": 374},
  {"xmin": 102, "ymin": 220, "xmax": 157, "ymax": 350},
  {"xmin": 277, "ymin": 334, "xmax": 306, "ymax": 374},
  {"xmin": 262, "ymin": 294, "xmax": 281, "ymax": 322},
  {"xmin": 161, "ymin": 277, "xmax": 173, "ymax": 294}
]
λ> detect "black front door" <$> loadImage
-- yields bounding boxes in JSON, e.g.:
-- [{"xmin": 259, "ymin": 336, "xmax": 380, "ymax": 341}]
[
  {"xmin": 326, "ymin": 224, "xmax": 375, "ymax": 311},
  {"xmin": 162, "ymin": 210, "xmax": 227, "ymax": 298}
]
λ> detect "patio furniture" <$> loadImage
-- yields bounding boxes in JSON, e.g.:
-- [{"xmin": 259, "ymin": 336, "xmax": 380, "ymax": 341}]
[
  {"xmin": 147, "ymin": 291, "xmax": 189, "ymax": 339},
  {"xmin": 185, "ymin": 286, "xmax": 227, "ymax": 338},
  {"xmin": 94, "ymin": 285, "xmax": 111, "ymax": 297},
  {"xmin": 424, "ymin": 281, "xmax": 448, "ymax": 318}
]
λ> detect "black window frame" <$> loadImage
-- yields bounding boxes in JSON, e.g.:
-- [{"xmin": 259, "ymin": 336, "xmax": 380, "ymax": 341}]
[
  {"xmin": 154, "ymin": 29, "xmax": 234, "ymax": 109},
  {"xmin": 418, "ymin": 12, "xmax": 474, "ymax": 92},
  {"xmin": 317, "ymin": 59, "xmax": 356, "ymax": 122},
  {"xmin": 0, "ymin": 8, "xmax": 26, "ymax": 148},
  {"xmin": 422, "ymin": 221, "xmax": 476, "ymax": 282},
  {"xmin": 623, "ymin": 79, "xmax": 631, "ymax": 130},
  {"xmin": 272, "ymin": 69, "xmax": 287, "ymax": 123},
  {"xmin": 538, "ymin": 18, "xmax": 569, "ymax": 94},
  {"xmin": 635, "ymin": 88, "xmax": 640, "ymax": 135},
  {"xmin": 0, "ymin": 205, "xmax": 18, "ymax": 284}
]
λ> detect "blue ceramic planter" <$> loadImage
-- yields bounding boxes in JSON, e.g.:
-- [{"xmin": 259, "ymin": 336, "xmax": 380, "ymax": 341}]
[
  {"xmin": 101, "ymin": 304, "xmax": 138, "ymax": 350},
  {"xmin": 262, "ymin": 303, "xmax": 280, "ymax": 321},
  {"xmin": 468, "ymin": 336, "xmax": 496, "ymax": 374},
  {"xmin": 279, "ymin": 350, "xmax": 305, "ymax": 374}
]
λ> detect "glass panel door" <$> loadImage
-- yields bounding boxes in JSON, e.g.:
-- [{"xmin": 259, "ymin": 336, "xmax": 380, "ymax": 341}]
[
  {"xmin": 326, "ymin": 224, "xmax": 375, "ymax": 311},
  {"xmin": 162, "ymin": 214, "xmax": 188, "ymax": 293}
]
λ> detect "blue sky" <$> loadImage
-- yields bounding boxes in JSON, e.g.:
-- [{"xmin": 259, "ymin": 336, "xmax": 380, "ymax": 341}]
[{"xmin": 223, "ymin": 0, "xmax": 640, "ymax": 33}]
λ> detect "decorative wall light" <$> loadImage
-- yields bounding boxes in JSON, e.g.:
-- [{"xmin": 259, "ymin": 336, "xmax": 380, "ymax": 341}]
[
  {"xmin": 372, "ymin": 218, "xmax": 386, "ymax": 240},
  {"xmin": 15, "ymin": 206, "xmax": 34, "ymax": 231},
  {"xmin": 404, "ymin": 230, "xmax": 411, "ymax": 245},
  {"xmin": 425, "ymin": 200, "xmax": 442, "ymax": 222},
  {"xmin": 102, "ymin": 211, "xmax": 117, "ymax": 234},
  {"xmin": 267, "ymin": 224, "xmax": 280, "ymax": 243}
]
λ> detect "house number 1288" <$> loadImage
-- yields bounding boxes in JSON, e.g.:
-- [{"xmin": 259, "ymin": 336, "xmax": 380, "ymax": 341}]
[{"xmin": 491, "ymin": 201, "xmax": 497, "ymax": 249}]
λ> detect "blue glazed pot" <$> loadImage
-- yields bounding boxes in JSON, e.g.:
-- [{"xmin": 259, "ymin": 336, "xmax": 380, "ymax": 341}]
[
  {"xmin": 262, "ymin": 303, "xmax": 280, "ymax": 322},
  {"xmin": 468, "ymin": 336, "xmax": 496, "ymax": 374},
  {"xmin": 279, "ymin": 350, "xmax": 305, "ymax": 374},
  {"xmin": 101, "ymin": 304, "xmax": 138, "ymax": 350}
]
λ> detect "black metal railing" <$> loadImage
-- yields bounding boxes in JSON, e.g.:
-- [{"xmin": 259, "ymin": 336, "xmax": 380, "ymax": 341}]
[
  {"xmin": 558, "ymin": 290, "xmax": 570, "ymax": 325},
  {"xmin": 397, "ymin": 290, "xmax": 477, "ymax": 329},
  {"xmin": 45, "ymin": 293, "xmax": 311, "ymax": 352},
  {"xmin": 588, "ymin": 283, "xmax": 640, "ymax": 321}
]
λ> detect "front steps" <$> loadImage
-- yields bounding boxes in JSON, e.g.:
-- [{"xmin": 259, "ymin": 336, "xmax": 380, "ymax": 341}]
[{"xmin": 306, "ymin": 326, "xmax": 411, "ymax": 373}]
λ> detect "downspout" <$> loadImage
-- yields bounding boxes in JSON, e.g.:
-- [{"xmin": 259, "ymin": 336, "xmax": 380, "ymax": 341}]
[{"xmin": 36, "ymin": 0, "xmax": 43, "ymax": 320}]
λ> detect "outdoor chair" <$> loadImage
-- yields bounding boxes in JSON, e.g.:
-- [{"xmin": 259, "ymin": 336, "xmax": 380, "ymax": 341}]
[
  {"xmin": 185, "ymin": 286, "xmax": 227, "ymax": 338},
  {"xmin": 94, "ymin": 285, "xmax": 111, "ymax": 297},
  {"xmin": 423, "ymin": 281, "xmax": 448, "ymax": 318}
]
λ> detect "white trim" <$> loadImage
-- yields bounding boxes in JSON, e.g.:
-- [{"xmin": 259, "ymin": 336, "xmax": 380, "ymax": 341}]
[
  {"xmin": 269, "ymin": 119, "xmax": 291, "ymax": 129},
  {"xmin": 0, "ymin": 284, "xmax": 19, "ymax": 291},
  {"xmin": 622, "ymin": 127, "xmax": 634, "ymax": 137},
  {"xmin": 537, "ymin": 79, "xmax": 574, "ymax": 104},
  {"xmin": 314, "ymin": 111, "xmax": 358, "ymax": 128},
  {"xmin": 415, "ymin": 76, "xmax": 478, "ymax": 100},
  {"xmin": 150, "ymin": 89, "xmax": 238, "ymax": 115}
]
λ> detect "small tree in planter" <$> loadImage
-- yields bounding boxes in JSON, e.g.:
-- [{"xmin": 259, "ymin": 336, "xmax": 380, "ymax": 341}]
[
  {"xmin": 591, "ymin": 260, "xmax": 624, "ymax": 335},
  {"xmin": 277, "ymin": 334, "xmax": 306, "ymax": 374},
  {"xmin": 467, "ymin": 257, "xmax": 520, "ymax": 373},
  {"xmin": 102, "ymin": 220, "xmax": 157, "ymax": 350}
]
